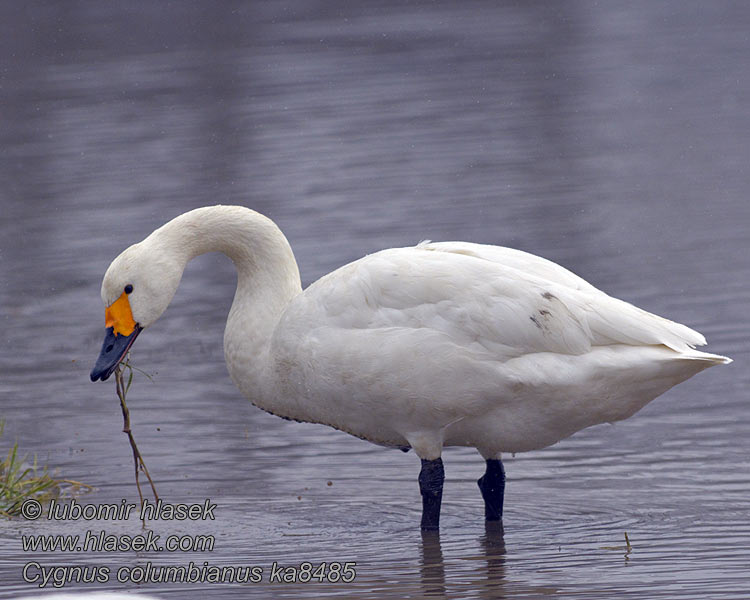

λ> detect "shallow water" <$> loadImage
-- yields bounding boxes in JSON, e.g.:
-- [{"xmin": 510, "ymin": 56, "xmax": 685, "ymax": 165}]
[{"xmin": 0, "ymin": 1, "xmax": 748, "ymax": 598}]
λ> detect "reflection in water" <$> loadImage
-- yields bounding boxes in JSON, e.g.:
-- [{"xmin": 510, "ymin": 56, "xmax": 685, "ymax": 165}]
[
  {"xmin": 479, "ymin": 521, "xmax": 507, "ymax": 599},
  {"xmin": 420, "ymin": 522, "xmax": 511, "ymax": 599},
  {"xmin": 419, "ymin": 530, "xmax": 446, "ymax": 597}
]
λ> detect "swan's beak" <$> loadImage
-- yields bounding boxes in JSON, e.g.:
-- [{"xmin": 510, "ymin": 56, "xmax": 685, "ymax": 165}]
[{"xmin": 90, "ymin": 292, "xmax": 142, "ymax": 382}]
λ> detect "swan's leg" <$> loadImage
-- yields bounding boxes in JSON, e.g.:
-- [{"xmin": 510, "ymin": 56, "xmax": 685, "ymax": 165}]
[
  {"xmin": 419, "ymin": 458, "xmax": 444, "ymax": 530},
  {"xmin": 477, "ymin": 458, "xmax": 505, "ymax": 521}
]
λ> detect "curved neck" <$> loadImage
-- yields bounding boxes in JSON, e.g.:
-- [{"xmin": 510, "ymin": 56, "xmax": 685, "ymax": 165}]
[{"xmin": 149, "ymin": 205, "xmax": 302, "ymax": 390}]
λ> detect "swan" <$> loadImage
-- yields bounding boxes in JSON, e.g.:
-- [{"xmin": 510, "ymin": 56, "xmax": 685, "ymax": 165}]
[{"xmin": 90, "ymin": 205, "xmax": 730, "ymax": 530}]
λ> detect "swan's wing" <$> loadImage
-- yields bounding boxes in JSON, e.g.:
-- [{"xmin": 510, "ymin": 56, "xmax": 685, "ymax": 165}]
[
  {"xmin": 303, "ymin": 249, "xmax": 592, "ymax": 360},
  {"xmin": 419, "ymin": 242, "xmax": 707, "ymax": 351},
  {"xmin": 302, "ymin": 244, "xmax": 707, "ymax": 360}
]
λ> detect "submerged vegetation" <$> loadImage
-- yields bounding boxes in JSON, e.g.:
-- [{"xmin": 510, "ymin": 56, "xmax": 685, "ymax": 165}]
[{"xmin": 0, "ymin": 421, "xmax": 92, "ymax": 518}]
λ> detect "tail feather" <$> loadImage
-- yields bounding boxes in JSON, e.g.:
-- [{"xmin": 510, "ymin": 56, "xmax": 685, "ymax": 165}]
[{"xmin": 678, "ymin": 349, "xmax": 732, "ymax": 365}]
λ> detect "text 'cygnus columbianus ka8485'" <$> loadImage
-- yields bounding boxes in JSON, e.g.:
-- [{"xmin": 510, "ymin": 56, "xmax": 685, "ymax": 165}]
[{"xmin": 90, "ymin": 206, "xmax": 731, "ymax": 530}]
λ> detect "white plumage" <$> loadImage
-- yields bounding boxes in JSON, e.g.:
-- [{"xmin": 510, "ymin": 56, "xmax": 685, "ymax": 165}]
[
  {"xmin": 92, "ymin": 205, "xmax": 730, "ymax": 527},
  {"xmin": 265, "ymin": 237, "xmax": 727, "ymax": 457}
]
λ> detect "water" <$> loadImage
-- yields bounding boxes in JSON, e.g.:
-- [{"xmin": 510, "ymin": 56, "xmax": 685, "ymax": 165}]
[{"xmin": 1, "ymin": 1, "xmax": 748, "ymax": 598}]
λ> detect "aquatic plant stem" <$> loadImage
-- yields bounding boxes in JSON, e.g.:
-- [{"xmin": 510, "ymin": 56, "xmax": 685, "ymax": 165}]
[{"xmin": 115, "ymin": 361, "xmax": 159, "ymax": 523}]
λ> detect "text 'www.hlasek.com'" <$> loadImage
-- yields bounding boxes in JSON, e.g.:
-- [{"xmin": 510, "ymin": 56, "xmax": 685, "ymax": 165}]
[{"xmin": 18, "ymin": 498, "xmax": 357, "ymax": 588}]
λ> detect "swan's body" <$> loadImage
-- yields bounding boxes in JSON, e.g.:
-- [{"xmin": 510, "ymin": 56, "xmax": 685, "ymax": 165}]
[{"xmin": 91, "ymin": 206, "xmax": 730, "ymax": 529}]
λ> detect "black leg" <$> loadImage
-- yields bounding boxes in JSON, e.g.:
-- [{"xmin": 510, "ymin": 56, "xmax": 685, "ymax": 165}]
[
  {"xmin": 419, "ymin": 458, "xmax": 444, "ymax": 530},
  {"xmin": 477, "ymin": 458, "xmax": 505, "ymax": 521}
]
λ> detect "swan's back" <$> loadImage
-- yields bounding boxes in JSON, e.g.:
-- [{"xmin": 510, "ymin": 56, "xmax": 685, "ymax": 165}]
[{"xmin": 291, "ymin": 241, "xmax": 716, "ymax": 359}]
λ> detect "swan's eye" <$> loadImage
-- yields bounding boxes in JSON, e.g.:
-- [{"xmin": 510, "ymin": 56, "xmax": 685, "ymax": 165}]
[{"xmin": 124, "ymin": 284, "xmax": 134, "ymax": 294}]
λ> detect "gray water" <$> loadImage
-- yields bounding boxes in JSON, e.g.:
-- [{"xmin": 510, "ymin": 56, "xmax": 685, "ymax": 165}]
[{"xmin": 1, "ymin": 1, "xmax": 747, "ymax": 598}]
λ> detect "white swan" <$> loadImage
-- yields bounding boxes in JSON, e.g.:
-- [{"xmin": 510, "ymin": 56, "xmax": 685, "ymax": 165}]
[{"xmin": 90, "ymin": 206, "xmax": 730, "ymax": 529}]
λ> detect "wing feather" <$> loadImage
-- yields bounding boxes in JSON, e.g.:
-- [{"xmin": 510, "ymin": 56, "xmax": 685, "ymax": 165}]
[
  {"xmin": 308, "ymin": 248, "xmax": 591, "ymax": 359},
  {"xmin": 295, "ymin": 241, "xmax": 711, "ymax": 372},
  {"xmin": 420, "ymin": 241, "xmax": 706, "ymax": 352}
]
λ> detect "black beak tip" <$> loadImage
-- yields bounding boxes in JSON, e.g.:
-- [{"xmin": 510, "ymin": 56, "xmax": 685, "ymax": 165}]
[
  {"xmin": 90, "ymin": 368, "xmax": 112, "ymax": 382},
  {"xmin": 90, "ymin": 325, "xmax": 141, "ymax": 383}
]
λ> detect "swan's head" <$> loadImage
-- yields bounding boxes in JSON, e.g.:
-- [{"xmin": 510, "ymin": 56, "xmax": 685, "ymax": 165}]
[{"xmin": 90, "ymin": 239, "xmax": 183, "ymax": 382}]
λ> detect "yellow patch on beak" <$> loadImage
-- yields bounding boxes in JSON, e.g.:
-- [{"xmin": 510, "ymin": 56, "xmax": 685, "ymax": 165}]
[{"xmin": 105, "ymin": 291, "xmax": 137, "ymax": 337}]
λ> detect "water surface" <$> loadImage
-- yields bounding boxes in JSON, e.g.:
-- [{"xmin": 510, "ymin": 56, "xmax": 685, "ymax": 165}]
[{"xmin": 0, "ymin": 1, "xmax": 747, "ymax": 598}]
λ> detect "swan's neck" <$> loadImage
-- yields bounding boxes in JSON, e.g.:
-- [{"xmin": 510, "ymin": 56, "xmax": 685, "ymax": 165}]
[{"xmin": 153, "ymin": 206, "xmax": 302, "ymax": 397}]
